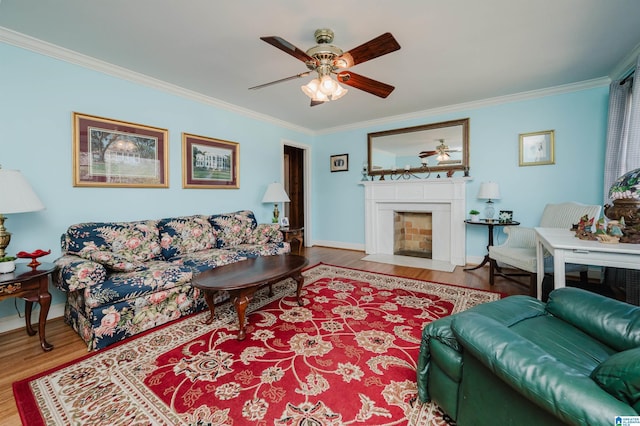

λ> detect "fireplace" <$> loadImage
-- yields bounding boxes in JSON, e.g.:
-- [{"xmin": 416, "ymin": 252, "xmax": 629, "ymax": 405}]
[
  {"xmin": 394, "ymin": 212, "xmax": 432, "ymax": 258},
  {"xmin": 361, "ymin": 178, "xmax": 469, "ymax": 271}
]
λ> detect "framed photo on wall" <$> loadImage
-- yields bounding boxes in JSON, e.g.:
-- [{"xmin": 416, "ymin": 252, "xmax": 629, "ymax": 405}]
[
  {"xmin": 72, "ymin": 112, "xmax": 168, "ymax": 187},
  {"xmin": 182, "ymin": 133, "xmax": 239, "ymax": 189},
  {"xmin": 330, "ymin": 153, "xmax": 349, "ymax": 172},
  {"xmin": 519, "ymin": 130, "xmax": 555, "ymax": 166}
]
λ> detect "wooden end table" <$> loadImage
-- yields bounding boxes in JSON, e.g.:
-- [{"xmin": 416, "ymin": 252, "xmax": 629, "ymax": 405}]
[
  {"xmin": 464, "ymin": 219, "xmax": 520, "ymax": 271},
  {"xmin": 192, "ymin": 255, "xmax": 309, "ymax": 340},
  {"xmin": 0, "ymin": 262, "xmax": 56, "ymax": 351},
  {"xmin": 281, "ymin": 227, "xmax": 304, "ymax": 254}
]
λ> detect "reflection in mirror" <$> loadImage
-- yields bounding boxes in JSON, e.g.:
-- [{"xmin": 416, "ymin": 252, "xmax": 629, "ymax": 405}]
[{"xmin": 367, "ymin": 118, "xmax": 469, "ymax": 177}]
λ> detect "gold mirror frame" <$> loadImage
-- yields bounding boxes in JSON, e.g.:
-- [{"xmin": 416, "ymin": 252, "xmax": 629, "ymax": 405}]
[{"xmin": 367, "ymin": 118, "xmax": 470, "ymax": 177}]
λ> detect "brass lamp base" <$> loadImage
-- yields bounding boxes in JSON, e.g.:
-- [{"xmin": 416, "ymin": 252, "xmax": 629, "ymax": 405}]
[
  {"xmin": 0, "ymin": 214, "xmax": 11, "ymax": 259},
  {"xmin": 272, "ymin": 204, "xmax": 280, "ymax": 223}
]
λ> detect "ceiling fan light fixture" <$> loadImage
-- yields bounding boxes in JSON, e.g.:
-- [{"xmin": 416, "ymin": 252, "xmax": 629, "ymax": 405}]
[
  {"xmin": 319, "ymin": 75, "xmax": 338, "ymax": 95},
  {"xmin": 330, "ymin": 83, "xmax": 348, "ymax": 100},
  {"xmin": 301, "ymin": 78, "xmax": 320, "ymax": 98}
]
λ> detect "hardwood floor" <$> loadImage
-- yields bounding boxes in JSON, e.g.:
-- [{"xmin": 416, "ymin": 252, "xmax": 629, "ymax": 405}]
[{"xmin": 0, "ymin": 247, "xmax": 528, "ymax": 425}]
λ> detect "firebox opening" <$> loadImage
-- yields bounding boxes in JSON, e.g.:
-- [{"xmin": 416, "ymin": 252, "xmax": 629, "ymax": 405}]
[{"xmin": 394, "ymin": 211, "xmax": 433, "ymax": 259}]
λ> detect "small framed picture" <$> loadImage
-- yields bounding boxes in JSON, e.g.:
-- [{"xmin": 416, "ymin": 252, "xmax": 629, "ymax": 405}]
[
  {"xmin": 330, "ymin": 154, "xmax": 349, "ymax": 172},
  {"xmin": 519, "ymin": 130, "xmax": 555, "ymax": 166},
  {"xmin": 499, "ymin": 210, "xmax": 514, "ymax": 223},
  {"xmin": 280, "ymin": 217, "xmax": 289, "ymax": 227}
]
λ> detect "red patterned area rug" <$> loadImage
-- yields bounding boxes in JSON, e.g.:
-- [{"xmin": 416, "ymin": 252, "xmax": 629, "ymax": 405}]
[{"xmin": 14, "ymin": 263, "xmax": 500, "ymax": 425}]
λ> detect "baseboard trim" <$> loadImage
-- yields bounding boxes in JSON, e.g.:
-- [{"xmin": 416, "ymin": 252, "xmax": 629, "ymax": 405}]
[
  {"xmin": 311, "ymin": 241, "xmax": 365, "ymax": 251},
  {"xmin": 0, "ymin": 302, "xmax": 65, "ymax": 335}
]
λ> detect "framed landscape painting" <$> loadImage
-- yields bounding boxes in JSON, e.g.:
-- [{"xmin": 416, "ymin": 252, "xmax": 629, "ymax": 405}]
[
  {"xmin": 182, "ymin": 133, "xmax": 240, "ymax": 189},
  {"xmin": 72, "ymin": 112, "xmax": 168, "ymax": 187}
]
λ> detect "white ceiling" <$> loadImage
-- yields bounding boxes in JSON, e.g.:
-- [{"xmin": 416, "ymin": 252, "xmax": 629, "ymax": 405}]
[{"xmin": 2, "ymin": 1, "xmax": 640, "ymax": 133}]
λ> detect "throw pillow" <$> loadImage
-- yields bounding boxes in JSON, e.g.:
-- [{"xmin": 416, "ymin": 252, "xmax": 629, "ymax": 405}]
[
  {"xmin": 80, "ymin": 249, "xmax": 146, "ymax": 272},
  {"xmin": 211, "ymin": 211, "xmax": 257, "ymax": 248},
  {"xmin": 246, "ymin": 223, "xmax": 283, "ymax": 245},
  {"xmin": 591, "ymin": 347, "xmax": 640, "ymax": 411},
  {"xmin": 158, "ymin": 215, "xmax": 218, "ymax": 259}
]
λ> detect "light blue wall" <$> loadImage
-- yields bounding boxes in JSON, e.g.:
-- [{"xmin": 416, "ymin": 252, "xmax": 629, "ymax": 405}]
[
  {"xmin": 0, "ymin": 43, "xmax": 312, "ymax": 321},
  {"xmin": 0, "ymin": 41, "xmax": 611, "ymax": 328},
  {"xmin": 312, "ymin": 87, "xmax": 610, "ymax": 255}
]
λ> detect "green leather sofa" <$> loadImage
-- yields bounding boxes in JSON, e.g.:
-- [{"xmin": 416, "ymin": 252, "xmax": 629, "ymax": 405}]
[{"xmin": 417, "ymin": 287, "xmax": 640, "ymax": 425}]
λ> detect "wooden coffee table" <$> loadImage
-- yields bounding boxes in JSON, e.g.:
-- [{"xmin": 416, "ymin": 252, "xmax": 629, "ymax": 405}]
[{"xmin": 192, "ymin": 254, "xmax": 309, "ymax": 340}]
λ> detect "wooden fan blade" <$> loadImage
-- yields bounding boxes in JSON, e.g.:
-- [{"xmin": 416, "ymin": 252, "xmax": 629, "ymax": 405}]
[
  {"xmin": 337, "ymin": 71, "xmax": 395, "ymax": 98},
  {"xmin": 335, "ymin": 33, "xmax": 400, "ymax": 68},
  {"xmin": 260, "ymin": 36, "xmax": 315, "ymax": 63},
  {"xmin": 419, "ymin": 151, "xmax": 438, "ymax": 158},
  {"xmin": 249, "ymin": 72, "xmax": 311, "ymax": 90}
]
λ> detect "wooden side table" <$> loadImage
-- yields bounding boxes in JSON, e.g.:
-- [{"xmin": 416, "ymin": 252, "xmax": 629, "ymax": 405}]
[
  {"xmin": 281, "ymin": 227, "xmax": 304, "ymax": 254},
  {"xmin": 464, "ymin": 219, "xmax": 520, "ymax": 271},
  {"xmin": 0, "ymin": 262, "xmax": 56, "ymax": 351}
]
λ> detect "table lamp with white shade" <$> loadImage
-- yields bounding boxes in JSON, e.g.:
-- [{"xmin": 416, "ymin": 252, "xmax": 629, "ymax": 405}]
[
  {"xmin": 0, "ymin": 168, "xmax": 45, "ymax": 258},
  {"xmin": 477, "ymin": 181, "xmax": 501, "ymax": 220},
  {"xmin": 262, "ymin": 182, "xmax": 290, "ymax": 224}
]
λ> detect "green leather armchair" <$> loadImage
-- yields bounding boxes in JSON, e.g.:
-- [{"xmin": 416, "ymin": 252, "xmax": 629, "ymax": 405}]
[{"xmin": 417, "ymin": 287, "xmax": 640, "ymax": 425}]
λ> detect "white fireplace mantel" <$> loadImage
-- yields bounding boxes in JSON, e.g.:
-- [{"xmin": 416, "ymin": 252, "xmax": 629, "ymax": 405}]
[{"xmin": 362, "ymin": 178, "xmax": 470, "ymax": 269}]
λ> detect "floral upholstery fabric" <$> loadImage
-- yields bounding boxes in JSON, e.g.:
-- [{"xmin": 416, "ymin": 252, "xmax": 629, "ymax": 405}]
[
  {"xmin": 56, "ymin": 255, "xmax": 108, "ymax": 292},
  {"xmin": 210, "ymin": 210, "xmax": 257, "ymax": 248},
  {"xmin": 64, "ymin": 220, "xmax": 162, "ymax": 270},
  {"xmin": 55, "ymin": 210, "xmax": 289, "ymax": 350},
  {"xmin": 159, "ymin": 215, "xmax": 218, "ymax": 259}
]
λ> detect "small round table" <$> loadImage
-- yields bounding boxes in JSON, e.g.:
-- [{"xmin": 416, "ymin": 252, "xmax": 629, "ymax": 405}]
[{"xmin": 464, "ymin": 219, "xmax": 520, "ymax": 271}]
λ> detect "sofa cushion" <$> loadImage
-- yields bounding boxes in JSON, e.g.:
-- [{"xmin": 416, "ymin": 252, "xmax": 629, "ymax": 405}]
[
  {"xmin": 65, "ymin": 220, "xmax": 161, "ymax": 269},
  {"xmin": 158, "ymin": 215, "xmax": 218, "ymax": 259},
  {"xmin": 591, "ymin": 347, "xmax": 640, "ymax": 411},
  {"xmin": 246, "ymin": 223, "xmax": 284, "ymax": 245},
  {"xmin": 210, "ymin": 210, "xmax": 257, "ymax": 248}
]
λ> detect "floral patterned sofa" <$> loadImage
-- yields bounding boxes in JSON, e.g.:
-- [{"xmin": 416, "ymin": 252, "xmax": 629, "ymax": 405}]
[{"xmin": 54, "ymin": 210, "xmax": 290, "ymax": 350}]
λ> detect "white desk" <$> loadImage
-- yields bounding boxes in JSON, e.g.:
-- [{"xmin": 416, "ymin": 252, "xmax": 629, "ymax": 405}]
[{"xmin": 535, "ymin": 227, "xmax": 640, "ymax": 300}]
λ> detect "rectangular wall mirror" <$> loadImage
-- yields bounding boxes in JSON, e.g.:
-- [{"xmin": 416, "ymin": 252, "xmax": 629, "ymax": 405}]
[{"xmin": 367, "ymin": 118, "xmax": 470, "ymax": 177}]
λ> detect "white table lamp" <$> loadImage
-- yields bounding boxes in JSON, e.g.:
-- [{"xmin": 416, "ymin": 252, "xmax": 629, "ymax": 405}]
[
  {"xmin": 262, "ymin": 182, "xmax": 290, "ymax": 223},
  {"xmin": 477, "ymin": 181, "xmax": 501, "ymax": 220},
  {"xmin": 0, "ymin": 168, "xmax": 45, "ymax": 258}
]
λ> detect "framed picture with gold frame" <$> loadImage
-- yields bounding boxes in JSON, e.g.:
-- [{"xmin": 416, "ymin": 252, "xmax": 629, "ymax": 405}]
[
  {"xmin": 182, "ymin": 133, "xmax": 240, "ymax": 189},
  {"xmin": 519, "ymin": 130, "xmax": 555, "ymax": 166},
  {"xmin": 72, "ymin": 112, "xmax": 169, "ymax": 187}
]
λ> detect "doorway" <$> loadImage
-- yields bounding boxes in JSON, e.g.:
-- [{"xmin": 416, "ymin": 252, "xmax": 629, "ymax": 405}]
[{"xmin": 283, "ymin": 145, "xmax": 305, "ymax": 229}]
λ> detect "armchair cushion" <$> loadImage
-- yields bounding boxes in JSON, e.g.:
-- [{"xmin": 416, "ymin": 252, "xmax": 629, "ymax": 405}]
[{"xmin": 591, "ymin": 348, "xmax": 640, "ymax": 411}]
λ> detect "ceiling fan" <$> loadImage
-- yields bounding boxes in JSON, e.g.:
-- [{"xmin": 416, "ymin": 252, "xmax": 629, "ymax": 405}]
[
  {"xmin": 419, "ymin": 139, "xmax": 462, "ymax": 162},
  {"xmin": 249, "ymin": 29, "xmax": 401, "ymax": 106}
]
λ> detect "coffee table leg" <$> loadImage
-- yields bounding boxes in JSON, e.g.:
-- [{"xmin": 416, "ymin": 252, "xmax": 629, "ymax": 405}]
[
  {"xmin": 293, "ymin": 272, "xmax": 305, "ymax": 306},
  {"xmin": 202, "ymin": 290, "xmax": 216, "ymax": 325},
  {"xmin": 233, "ymin": 292, "xmax": 250, "ymax": 341}
]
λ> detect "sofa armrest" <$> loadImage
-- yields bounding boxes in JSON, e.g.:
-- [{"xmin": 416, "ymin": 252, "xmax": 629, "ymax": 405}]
[
  {"xmin": 452, "ymin": 313, "xmax": 638, "ymax": 425},
  {"xmin": 417, "ymin": 316, "xmax": 459, "ymax": 402},
  {"xmin": 547, "ymin": 287, "xmax": 640, "ymax": 351},
  {"xmin": 54, "ymin": 254, "xmax": 107, "ymax": 292}
]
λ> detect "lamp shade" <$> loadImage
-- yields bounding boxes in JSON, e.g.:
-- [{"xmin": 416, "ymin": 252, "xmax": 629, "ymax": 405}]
[
  {"xmin": 477, "ymin": 182, "xmax": 501, "ymax": 200},
  {"xmin": 262, "ymin": 182, "xmax": 290, "ymax": 203},
  {"xmin": 0, "ymin": 169, "xmax": 45, "ymax": 214}
]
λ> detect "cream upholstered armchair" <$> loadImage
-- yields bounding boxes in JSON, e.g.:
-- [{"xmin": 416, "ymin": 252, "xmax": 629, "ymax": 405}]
[{"xmin": 488, "ymin": 202, "xmax": 602, "ymax": 297}]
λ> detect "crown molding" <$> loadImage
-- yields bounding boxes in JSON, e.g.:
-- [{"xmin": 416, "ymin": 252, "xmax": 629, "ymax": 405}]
[
  {"xmin": 318, "ymin": 77, "xmax": 611, "ymax": 135},
  {"xmin": 610, "ymin": 41, "xmax": 640, "ymax": 80},
  {"xmin": 0, "ymin": 27, "xmax": 313, "ymax": 136}
]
